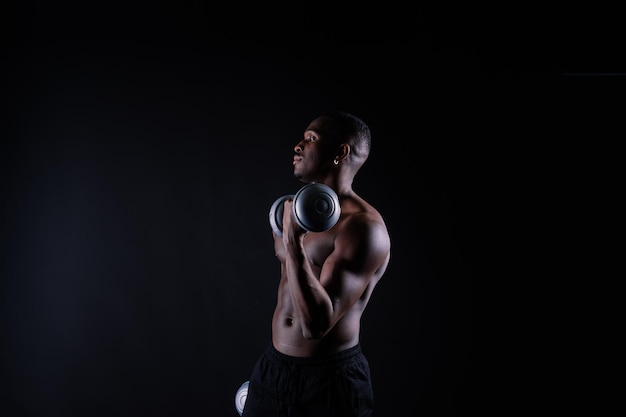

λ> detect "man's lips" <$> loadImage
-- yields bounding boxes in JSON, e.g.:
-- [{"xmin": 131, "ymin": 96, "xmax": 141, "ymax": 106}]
[{"xmin": 293, "ymin": 155, "xmax": 302, "ymax": 164}]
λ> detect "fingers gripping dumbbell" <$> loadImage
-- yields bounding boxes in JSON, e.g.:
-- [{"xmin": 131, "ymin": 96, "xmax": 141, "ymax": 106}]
[{"xmin": 269, "ymin": 183, "xmax": 341, "ymax": 237}]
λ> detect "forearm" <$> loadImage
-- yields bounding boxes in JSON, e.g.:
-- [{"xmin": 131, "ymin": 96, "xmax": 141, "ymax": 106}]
[{"xmin": 284, "ymin": 236, "xmax": 333, "ymax": 338}]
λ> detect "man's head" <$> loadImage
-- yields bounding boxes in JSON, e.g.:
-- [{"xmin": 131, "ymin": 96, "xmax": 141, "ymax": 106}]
[{"xmin": 293, "ymin": 112, "xmax": 371, "ymax": 184}]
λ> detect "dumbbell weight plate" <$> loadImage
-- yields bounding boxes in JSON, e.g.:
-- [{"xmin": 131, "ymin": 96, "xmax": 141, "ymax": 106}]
[
  {"xmin": 292, "ymin": 183, "xmax": 340, "ymax": 233},
  {"xmin": 269, "ymin": 194, "xmax": 294, "ymax": 237},
  {"xmin": 234, "ymin": 380, "xmax": 249, "ymax": 416}
]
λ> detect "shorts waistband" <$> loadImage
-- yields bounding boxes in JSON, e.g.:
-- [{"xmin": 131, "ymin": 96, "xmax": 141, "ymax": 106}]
[{"xmin": 266, "ymin": 344, "xmax": 363, "ymax": 367}]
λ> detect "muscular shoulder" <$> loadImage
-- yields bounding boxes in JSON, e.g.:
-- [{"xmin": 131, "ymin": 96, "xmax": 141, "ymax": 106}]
[{"xmin": 335, "ymin": 209, "xmax": 391, "ymax": 270}]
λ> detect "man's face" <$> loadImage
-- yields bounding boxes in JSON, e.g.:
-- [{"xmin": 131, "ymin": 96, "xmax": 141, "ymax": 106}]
[{"xmin": 293, "ymin": 117, "xmax": 336, "ymax": 182}]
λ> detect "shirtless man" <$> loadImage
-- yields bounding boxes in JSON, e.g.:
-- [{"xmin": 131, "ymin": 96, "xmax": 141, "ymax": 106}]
[{"xmin": 241, "ymin": 111, "xmax": 391, "ymax": 417}]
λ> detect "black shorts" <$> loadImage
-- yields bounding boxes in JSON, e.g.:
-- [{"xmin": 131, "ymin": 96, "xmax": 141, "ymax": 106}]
[{"xmin": 241, "ymin": 344, "xmax": 374, "ymax": 417}]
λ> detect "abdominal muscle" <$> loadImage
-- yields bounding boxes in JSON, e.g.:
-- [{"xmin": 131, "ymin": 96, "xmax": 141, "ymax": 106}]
[{"xmin": 271, "ymin": 275, "xmax": 366, "ymax": 358}]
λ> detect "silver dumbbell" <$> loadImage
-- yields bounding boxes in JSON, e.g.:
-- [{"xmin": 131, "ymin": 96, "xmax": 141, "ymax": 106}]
[
  {"xmin": 235, "ymin": 380, "xmax": 249, "ymax": 415},
  {"xmin": 269, "ymin": 183, "xmax": 341, "ymax": 237}
]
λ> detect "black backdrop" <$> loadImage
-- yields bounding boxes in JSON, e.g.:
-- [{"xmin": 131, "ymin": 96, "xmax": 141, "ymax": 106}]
[{"xmin": 2, "ymin": 3, "xmax": 621, "ymax": 416}]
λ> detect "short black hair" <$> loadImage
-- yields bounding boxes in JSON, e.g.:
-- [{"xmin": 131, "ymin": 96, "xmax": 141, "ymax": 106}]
[{"xmin": 320, "ymin": 111, "xmax": 371, "ymax": 159}]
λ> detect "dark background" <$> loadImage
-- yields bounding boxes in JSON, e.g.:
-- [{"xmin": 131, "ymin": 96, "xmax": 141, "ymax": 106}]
[{"xmin": 1, "ymin": 2, "xmax": 621, "ymax": 416}]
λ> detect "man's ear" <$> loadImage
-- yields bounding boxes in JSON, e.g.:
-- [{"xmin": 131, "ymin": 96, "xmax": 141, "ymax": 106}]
[{"xmin": 335, "ymin": 143, "xmax": 350, "ymax": 162}]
